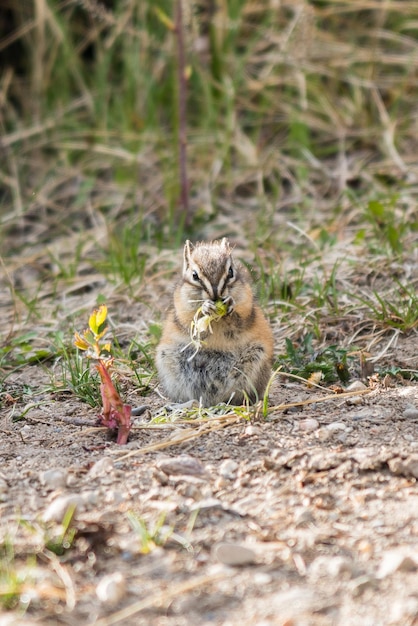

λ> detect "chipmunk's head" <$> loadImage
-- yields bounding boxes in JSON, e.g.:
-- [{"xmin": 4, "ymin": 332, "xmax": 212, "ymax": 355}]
[{"xmin": 182, "ymin": 238, "xmax": 240, "ymax": 303}]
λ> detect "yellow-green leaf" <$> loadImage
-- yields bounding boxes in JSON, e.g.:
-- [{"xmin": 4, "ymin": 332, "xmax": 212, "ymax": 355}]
[
  {"xmin": 89, "ymin": 305, "xmax": 108, "ymax": 336},
  {"xmin": 153, "ymin": 7, "xmax": 175, "ymax": 31},
  {"xmin": 73, "ymin": 331, "xmax": 90, "ymax": 351},
  {"xmin": 214, "ymin": 300, "xmax": 228, "ymax": 317}
]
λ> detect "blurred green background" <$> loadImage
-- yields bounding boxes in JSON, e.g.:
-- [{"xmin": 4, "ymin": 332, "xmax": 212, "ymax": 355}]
[{"xmin": 2, "ymin": 0, "xmax": 417, "ymax": 247}]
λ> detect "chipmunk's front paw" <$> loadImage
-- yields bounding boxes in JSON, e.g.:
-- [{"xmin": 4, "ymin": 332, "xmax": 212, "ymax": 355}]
[
  {"xmin": 201, "ymin": 300, "xmax": 217, "ymax": 316},
  {"xmin": 223, "ymin": 295, "xmax": 235, "ymax": 315}
]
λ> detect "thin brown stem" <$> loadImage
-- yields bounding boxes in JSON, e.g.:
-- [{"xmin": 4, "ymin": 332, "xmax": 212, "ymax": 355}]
[{"xmin": 175, "ymin": 0, "xmax": 191, "ymax": 227}]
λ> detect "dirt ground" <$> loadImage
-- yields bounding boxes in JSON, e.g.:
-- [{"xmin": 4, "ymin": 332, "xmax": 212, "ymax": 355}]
[{"xmin": 1, "ymin": 272, "xmax": 418, "ymax": 626}]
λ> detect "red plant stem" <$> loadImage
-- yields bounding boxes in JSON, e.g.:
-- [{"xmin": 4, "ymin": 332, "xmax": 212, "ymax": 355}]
[
  {"xmin": 96, "ymin": 361, "xmax": 131, "ymax": 445},
  {"xmin": 175, "ymin": 0, "xmax": 191, "ymax": 227}
]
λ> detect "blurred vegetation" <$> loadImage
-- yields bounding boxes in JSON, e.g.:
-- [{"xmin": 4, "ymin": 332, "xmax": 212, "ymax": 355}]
[
  {"xmin": 1, "ymin": 0, "xmax": 418, "ymax": 247},
  {"xmin": 0, "ymin": 0, "xmax": 417, "ymax": 374}
]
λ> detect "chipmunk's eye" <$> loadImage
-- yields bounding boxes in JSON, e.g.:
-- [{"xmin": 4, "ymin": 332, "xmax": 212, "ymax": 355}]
[
  {"xmin": 228, "ymin": 266, "xmax": 234, "ymax": 279},
  {"xmin": 192, "ymin": 270, "xmax": 199, "ymax": 281}
]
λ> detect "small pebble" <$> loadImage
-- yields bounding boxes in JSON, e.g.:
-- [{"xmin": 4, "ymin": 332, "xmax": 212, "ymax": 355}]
[
  {"xmin": 326, "ymin": 422, "xmax": 346, "ymax": 432},
  {"xmin": 157, "ymin": 454, "xmax": 206, "ymax": 477},
  {"xmin": 351, "ymin": 409, "xmax": 375, "ymax": 421},
  {"xmin": 190, "ymin": 497, "xmax": 223, "ymax": 512},
  {"xmin": 131, "ymin": 404, "xmax": 150, "ymax": 416},
  {"xmin": 88, "ymin": 457, "xmax": 114, "ymax": 479},
  {"xmin": 104, "ymin": 490, "xmax": 125, "ymax": 505},
  {"xmin": 336, "ymin": 432, "xmax": 348, "ymax": 443},
  {"xmin": 244, "ymin": 424, "xmax": 262, "ymax": 436},
  {"xmin": 253, "ymin": 572, "xmax": 273, "ymax": 585},
  {"xmin": 219, "ymin": 459, "xmax": 238, "ymax": 479},
  {"xmin": 294, "ymin": 509, "xmax": 314, "ymax": 527},
  {"xmin": 309, "ymin": 555, "xmax": 354, "ymax": 579},
  {"xmin": 316, "ymin": 427, "xmax": 333, "ymax": 442},
  {"xmin": 96, "ymin": 572, "xmax": 126, "ymax": 605},
  {"xmin": 271, "ymin": 586, "xmax": 317, "ymax": 616},
  {"xmin": 213, "ymin": 542, "xmax": 257, "ymax": 566},
  {"xmin": 388, "ymin": 456, "xmax": 418, "ymax": 479},
  {"xmin": 377, "ymin": 549, "xmax": 418, "ymax": 578},
  {"xmin": 82, "ymin": 490, "xmax": 99, "ymax": 506},
  {"xmin": 346, "ymin": 380, "xmax": 368, "ymax": 392},
  {"xmin": 42, "ymin": 494, "xmax": 85, "ymax": 523},
  {"xmin": 298, "ymin": 418, "xmax": 319, "ymax": 432},
  {"xmin": 403, "ymin": 407, "xmax": 418, "ymax": 420},
  {"xmin": 390, "ymin": 596, "xmax": 418, "ymax": 621},
  {"xmin": 40, "ymin": 468, "xmax": 68, "ymax": 490},
  {"xmin": 214, "ymin": 476, "xmax": 228, "ymax": 490},
  {"xmin": 349, "ymin": 575, "xmax": 376, "ymax": 596},
  {"xmin": 346, "ymin": 395, "xmax": 364, "ymax": 406}
]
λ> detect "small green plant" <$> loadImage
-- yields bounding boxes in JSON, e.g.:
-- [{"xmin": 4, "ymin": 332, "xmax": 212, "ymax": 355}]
[
  {"xmin": 262, "ymin": 369, "xmax": 278, "ymax": 418},
  {"xmin": 43, "ymin": 505, "xmax": 78, "ymax": 557},
  {"xmin": 127, "ymin": 510, "xmax": 195, "ymax": 554},
  {"xmin": 98, "ymin": 222, "xmax": 149, "ymax": 289},
  {"xmin": 376, "ymin": 366, "xmax": 418, "ymax": 382},
  {"xmin": 249, "ymin": 255, "xmax": 291, "ymax": 312},
  {"xmin": 0, "ymin": 538, "xmax": 28, "ymax": 611},
  {"xmin": 74, "ymin": 305, "xmax": 132, "ymax": 444},
  {"xmin": 12, "ymin": 288, "xmax": 43, "ymax": 323},
  {"xmin": 0, "ymin": 332, "xmax": 55, "ymax": 369},
  {"xmin": 361, "ymin": 197, "xmax": 406, "ymax": 254},
  {"xmin": 56, "ymin": 338, "xmax": 101, "ymax": 407},
  {"xmin": 275, "ymin": 333, "xmax": 354, "ymax": 385},
  {"xmin": 47, "ymin": 237, "xmax": 86, "ymax": 280},
  {"xmin": 0, "ymin": 511, "xmax": 81, "ymax": 613},
  {"xmin": 127, "ymin": 511, "xmax": 172, "ymax": 554},
  {"xmin": 355, "ymin": 282, "xmax": 418, "ymax": 332},
  {"xmin": 310, "ymin": 262, "xmax": 342, "ymax": 314}
]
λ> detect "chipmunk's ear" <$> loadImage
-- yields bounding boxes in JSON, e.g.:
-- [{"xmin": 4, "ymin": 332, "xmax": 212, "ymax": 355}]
[
  {"xmin": 220, "ymin": 237, "xmax": 230, "ymax": 251},
  {"xmin": 183, "ymin": 240, "xmax": 194, "ymax": 271}
]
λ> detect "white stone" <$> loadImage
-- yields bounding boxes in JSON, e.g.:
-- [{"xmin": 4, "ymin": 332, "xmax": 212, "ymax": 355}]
[
  {"xmin": 213, "ymin": 542, "xmax": 257, "ymax": 566},
  {"xmin": 96, "ymin": 572, "xmax": 126, "ymax": 605},
  {"xmin": 244, "ymin": 424, "xmax": 262, "ymax": 436},
  {"xmin": 82, "ymin": 490, "xmax": 99, "ymax": 506},
  {"xmin": 271, "ymin": 587, "xmax": 317, "ymax": 616},
  {"xmin": 346, "ymin": 395, "xmax": 364, "ymax": 406},
  {"xmin": 349, "ymin": 575, "xmax": 376, "ymax": 596},
  {"xmin": 346, "ymin": 380, "xmax": 368, "ymax": 392},
  {"xmin": 42, "ymin": 494, "xmax": 85, "ymax": 523},
  {"xmin": 390, "ymin": 596, "xmax": 418, "ymax": 621},
  {"xmin": 253, "ymin": 572, "xmax": 273, "ymax": 585},
  {"xmin": 219, "ymin": 459, "xmax": 239, "ymax": 479},
  {"xmin": 104, "ymin": 490, "xmax": 125, "ymax": 504},
  {"xmin": 316, "ymin": 427, "xmax": 333, "ymax": 442},
  {"xmin": 326, "ymin": 422, "xmax": 346, "ymax": 431},
  {"xmin": 157, "ymin": 454, "xmax": 206, "ymax": 476},
  {"xmin": 40, "ymin": 468, "xmax": 68, "ymax": 489},
  {"xmin": 377, "ymin": 549, "xmax": 418, "ymax": 578},
  {"xmin": 299, "ymin": 418, "xmax": 319, "ymax": 432},
  {"xmin": 88, "ymin": 456, "xmax": 114, "ymax": 478},
  {"xmin": 309, "ymin": 555, "xmax": 354, "ymax": 578},
  {"xmin": 294, "ymin": 509, "xmax": 314, "ymax": 527}
]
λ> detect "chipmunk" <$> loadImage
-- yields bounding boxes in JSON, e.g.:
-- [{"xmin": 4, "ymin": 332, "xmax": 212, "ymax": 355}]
[{"xmin": 156, "ymin": 238, "xmax": 274, "ymax": 406}]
